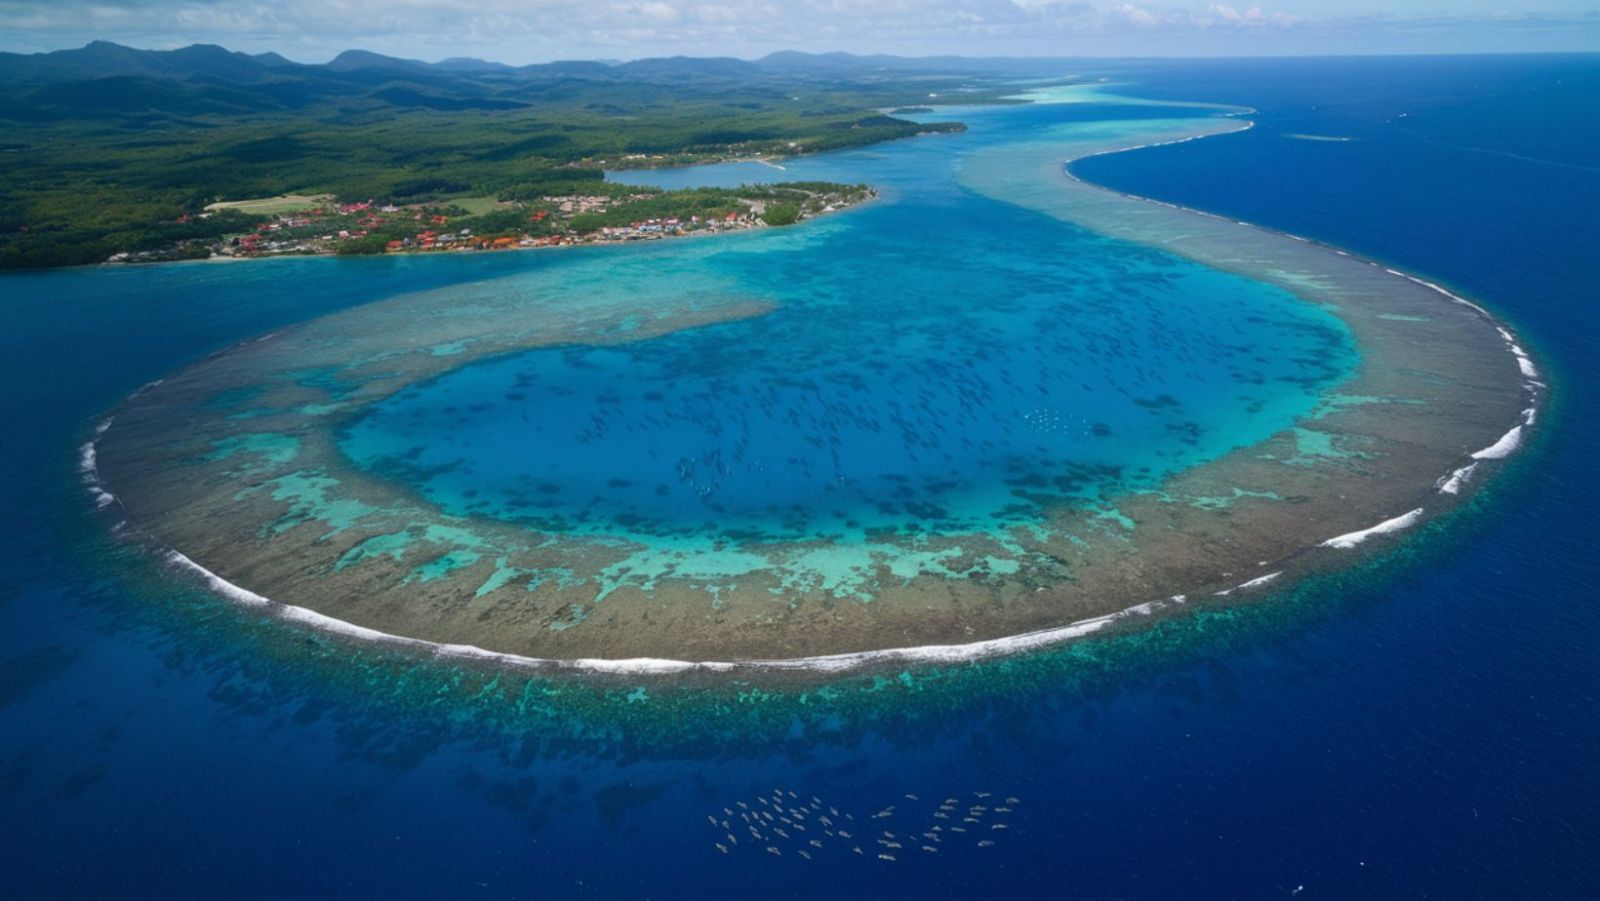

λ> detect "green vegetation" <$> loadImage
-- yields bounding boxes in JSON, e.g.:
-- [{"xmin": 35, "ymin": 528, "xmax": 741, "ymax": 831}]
[
  {"xmin": 190, "ymin": 181, "xmax": 872, "ymax": 262},
  {"xmin": 760, "ymin": 202, "xmax": 801, "ymax": 226},
  {"xmin": 204, "ymin": 194, "xmax": 334, "ymax": 215},
  {"xmin": 0, "ymin": 43, "xmax": 1030, "ymax": 269}
]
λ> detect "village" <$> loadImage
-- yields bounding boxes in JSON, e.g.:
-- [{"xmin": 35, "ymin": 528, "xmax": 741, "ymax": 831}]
[{"xmin": 106, "ymin": 182, "xmax": 874, "ymax": 264}]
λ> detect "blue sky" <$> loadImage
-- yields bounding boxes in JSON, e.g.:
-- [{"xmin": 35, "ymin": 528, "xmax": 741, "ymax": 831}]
[{"xmin": 0, "ymin": 0, "xmax": 1596, "ymax": 61}]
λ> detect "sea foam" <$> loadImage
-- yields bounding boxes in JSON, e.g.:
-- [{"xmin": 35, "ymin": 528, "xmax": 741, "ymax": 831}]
[
  {"xmin": 1471, "ymin": 425, "xmax": 1524, "ymax": 460},
  {"xmin": 1320, "ymin": 508, "xmax": 1425, "ymax": 550},
  {"xmin": 1437, "ymin": 463, "xmax": 1478, "ymax": 495}
]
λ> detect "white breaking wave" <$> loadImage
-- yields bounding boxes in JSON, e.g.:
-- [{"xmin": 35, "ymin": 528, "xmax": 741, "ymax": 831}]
[
  {"xmin": 1437, "ymin": 463, "xmax": 1478, "ymax": 495},
  {"xmin": 165, "ymin": 550, "xmax": 271, "ymax": 607},
  {"xmin": 1471, "ymin": 425, "xmax": 1524, "ymax": 460},
  {"xmin": 1320, "ymin": 508, "xmax": 1426, "ymax": 550},
  {"xmin": 1237, "ymin": 571, "xmax": 1282, "ymax": 590},
  {"xmin": 159, "ymin": 539, "xmax": 1207, "ymax": 675},
  {"xmin": 80, "ymin": 418, "xmax": 120, "ymax": 510}
]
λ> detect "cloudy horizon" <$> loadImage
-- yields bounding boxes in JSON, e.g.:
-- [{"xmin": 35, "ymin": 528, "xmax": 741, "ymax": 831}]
[{"xmin": 1, "ymin": 0, "xmax": 1597, "ymax": 63}]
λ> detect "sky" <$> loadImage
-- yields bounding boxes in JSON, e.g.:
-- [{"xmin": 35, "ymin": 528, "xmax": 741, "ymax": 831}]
[{"xmin": 0, "ymin": 0, "xmax": 1597, "ymax": 62}]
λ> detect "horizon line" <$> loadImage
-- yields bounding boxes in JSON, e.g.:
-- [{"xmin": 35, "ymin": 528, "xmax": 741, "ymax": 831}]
[{"xmin": 5, "ymin": 38, "xmax": 1600, "ymax": 69}]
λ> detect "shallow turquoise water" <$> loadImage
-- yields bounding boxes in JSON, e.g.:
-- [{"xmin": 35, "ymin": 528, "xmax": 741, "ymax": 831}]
[{"xmin": 339, "ymin": 102, "xmax": 1353, "ymax": 542}]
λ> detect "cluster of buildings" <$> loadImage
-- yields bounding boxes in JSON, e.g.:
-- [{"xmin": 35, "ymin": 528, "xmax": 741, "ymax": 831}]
[{"xmin": 111, "ymin": 184, "xmax": 872, "ymax": 264}]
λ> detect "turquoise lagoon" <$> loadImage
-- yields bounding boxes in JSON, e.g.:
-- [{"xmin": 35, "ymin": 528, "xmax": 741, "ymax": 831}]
[{"xmin": 340, "ymin": 100, "xmax": 1353, "ymax": 544}]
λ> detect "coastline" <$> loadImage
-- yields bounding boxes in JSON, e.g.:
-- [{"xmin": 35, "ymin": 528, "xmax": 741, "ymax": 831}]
[
  {"xmin": 82, "ymin": 108, "xmax": 1542, "ymax": 679},
  {"xmin": 99, "ymin": 188, "xmax": 881, "ymax": 270}
]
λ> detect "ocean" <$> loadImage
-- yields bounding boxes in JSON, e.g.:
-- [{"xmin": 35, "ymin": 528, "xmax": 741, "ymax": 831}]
[{"xmin": 1, "ymin": 54, "xmax": 1596, "ymax": 897}]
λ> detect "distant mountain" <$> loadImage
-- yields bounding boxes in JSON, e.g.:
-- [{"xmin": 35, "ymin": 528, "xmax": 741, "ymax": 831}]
[
  {"xmin": 0, "ymin": 40, "xmax": 283, "ymax": 84},
  {"xmin": 251, "ymin": 51, "xmax": 298, "ymax": 68},
  {"xmin": 434, "ymin": 57, "xmax": 515, "ymax": 73},
  {"xmin": 0, "ymin": 41, "xmax": 1036, "ymax": 124},
  {"xmin": 0, "ymin": 41, "xmax": 986, "ymax": 87},
  {"xmin": 324, "ymin": 49, "xmax": 433, "ymax": 73},
  {"xmin": 613, "ymin": 55, "xmax": 762, "ymax": 81},
  {"xmin": 758, "ymin": 50, "xmax": 881, "ymax": 72},
  {"xmin": 523, "ymin": 60, "xmax": 618, "ymax": 80}
]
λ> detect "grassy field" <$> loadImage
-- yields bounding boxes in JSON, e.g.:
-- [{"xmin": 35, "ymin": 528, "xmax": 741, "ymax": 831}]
[
  {"xmin": 446, "ymin": 196, "xmax": 517, "ymax": 216},
  {"xmin": 203, "ymin": 194, "xmax": 335, "ymax": 215}
]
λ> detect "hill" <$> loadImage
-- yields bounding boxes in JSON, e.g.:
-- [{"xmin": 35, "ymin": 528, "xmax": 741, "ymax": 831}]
[{"xmin": 0, "ymin": 41, "xmax": 1044, "ymax": 269}]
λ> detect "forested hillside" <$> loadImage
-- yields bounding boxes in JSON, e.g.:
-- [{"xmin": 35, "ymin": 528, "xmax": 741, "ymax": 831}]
[{"xmin": 0, "ymin": 43, "xmax": 1029, "ymax": 269}]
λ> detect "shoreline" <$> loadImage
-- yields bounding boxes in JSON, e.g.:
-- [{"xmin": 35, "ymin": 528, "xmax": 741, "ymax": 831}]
[
  {"xmin": 0, "ymin": 186, "xmax": 880, "ymax": 277},
  {"xmin": 116, "ymin": 189, "xmax": 880, "ymax": 269},
  {"xmin": 83, "ymin": 110, "xmax": 1542, "ymax": 681}
]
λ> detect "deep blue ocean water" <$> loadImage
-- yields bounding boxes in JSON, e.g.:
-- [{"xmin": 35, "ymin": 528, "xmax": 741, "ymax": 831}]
[{"xmin": 1, "ymin": 55, "xmax": 1597, "ymax": 898}]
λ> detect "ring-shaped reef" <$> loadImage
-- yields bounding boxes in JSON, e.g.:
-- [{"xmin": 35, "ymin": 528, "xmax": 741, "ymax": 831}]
[{"xmin": 86, "ymin": 93, "xmax": 1540, "ymax": 677}]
